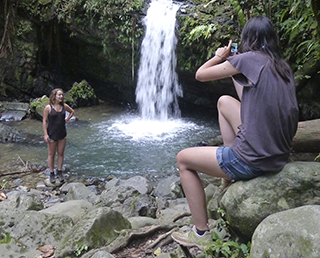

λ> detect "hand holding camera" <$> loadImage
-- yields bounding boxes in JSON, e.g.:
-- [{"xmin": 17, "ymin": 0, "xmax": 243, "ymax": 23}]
[
  {"xmin": 231, "ymin": 42, "xmax": 238, "ymax": 54},
  {"xmin": 215, "ymin": 40, "xmax": 238, "ymax": 61}
]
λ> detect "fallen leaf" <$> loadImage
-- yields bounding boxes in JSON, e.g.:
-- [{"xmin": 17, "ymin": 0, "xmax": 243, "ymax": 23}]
[{"xmin": 0, "ymin": 190, "xmax": 7, "ymax": 201}]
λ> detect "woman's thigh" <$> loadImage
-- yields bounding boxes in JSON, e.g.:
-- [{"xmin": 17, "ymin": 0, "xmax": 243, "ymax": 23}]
[{"xmin": 177, "ymin": 146, "xmax": 230, "ymax": 179}]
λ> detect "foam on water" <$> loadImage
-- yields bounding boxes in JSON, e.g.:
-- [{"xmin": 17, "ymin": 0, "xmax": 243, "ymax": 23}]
[{"xmin": 105, "ymin": 115, "xmax": 201, "ymax": 141}]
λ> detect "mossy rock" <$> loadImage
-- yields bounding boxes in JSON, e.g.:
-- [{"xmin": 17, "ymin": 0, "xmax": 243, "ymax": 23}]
[{"xmin": 30, "ymin": 95, "xmax": 49, "ymax": 120}]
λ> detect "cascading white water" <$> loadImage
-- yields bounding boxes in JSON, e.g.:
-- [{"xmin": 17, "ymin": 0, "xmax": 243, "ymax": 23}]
[{"xmin": 135, "ymin": 0, "xmax": 182, "ymax": 121}]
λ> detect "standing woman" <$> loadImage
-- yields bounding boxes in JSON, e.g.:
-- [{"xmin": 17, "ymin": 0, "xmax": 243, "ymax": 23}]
[
  {"xmin": 43, "ymin": 88, "xmax": 74, "ymax": 183},
  {"xmin": 171, "ymin": 16, "xmax": 299, "ymax": 248}
]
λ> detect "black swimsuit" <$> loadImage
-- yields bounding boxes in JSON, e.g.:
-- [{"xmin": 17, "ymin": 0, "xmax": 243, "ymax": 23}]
[{"xmin": 47, "ymin": 105, "xmax": 67, "ymax": 141}]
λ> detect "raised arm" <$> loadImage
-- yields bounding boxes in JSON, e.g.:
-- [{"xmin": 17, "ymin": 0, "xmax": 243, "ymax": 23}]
[
  {"xmin": 195, "ymin": 40, "xmax": 240, "ymax": 82},
  {"xmin": 64, "ymin": 103, "xmax": 75, "ymax": 123}
]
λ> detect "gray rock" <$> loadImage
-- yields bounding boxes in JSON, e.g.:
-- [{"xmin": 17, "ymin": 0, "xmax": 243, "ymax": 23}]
[
  {"xmin": 81, "ymin": 249, "xmax": 116, "ymax": 258},
  {"xmin": 0, "ymin": 102, "xmax": 29, "ymax": 121},
  {"xmin": 206, "ymin": 184, "xmax": 220, "ymax": 220},
  {"xmin": 39, "ymin": 199, "xmax": 93, "ymax": 223},
  {"xmin": 63, "ymin": 182, "xmax": 99, "ymax": 204},
  {"xmin": 128, "ymin": 216, "xmax": 159, "ymax": 229},
  {"xmin": 0, "ymin": 123, "xmax": 23, "ymax": 142},
  {"xmin": 0, "ymin": 190, "xmax": 43, "ymax": 211},
  {"xmin": 152, "ymin": 175, "xmax": 183, "ymax": 199},
  {"xmin": 102, "ymin": 189, "xmax": 157, "ymax": 218},
  {"xmin": 118, "ymin": 175, "xmax": 153, "ymax": 194},
  {"xmin": 219, "ymin": 162, "xmax": 320, "ymax": 240},
  {"xmin": 251, "ymin": 205, "xmax": 320, "ymax": 258},
  {"xmin": 0, "ymin": 210, "xmax": 75, "ymax": 257},
  {"xmin": 157, "ymin": 198, "xmax": 192, "ymax": 226},
  {"xmin": 105, "ymin": 177, "xmax": 120, "ymax": 190},
  {"xmin": 99, "ymin": 185, "xmax": 139, "ymax": 207},
  {"xmin": 58, "ymin": 207, "xmax": 131, "ymax": 257}
]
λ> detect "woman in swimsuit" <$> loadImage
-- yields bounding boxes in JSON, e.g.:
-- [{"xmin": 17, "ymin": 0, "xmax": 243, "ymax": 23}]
[{"xmin": 43, "ymin": 88, "xmax": 74, "ymax": 183}]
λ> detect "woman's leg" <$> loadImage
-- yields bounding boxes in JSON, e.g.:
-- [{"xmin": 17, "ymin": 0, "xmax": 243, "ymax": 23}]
[
  {"xmin": 217, "ymin": 95, "xmax": 241, "ymax": 189},
  {"xmin": 177, "ymin": 146, "xmax": 230, "ymax": 231},
  {"xmin": 217, "ymin": 95, "xmax": 241, "ymax": 146},
  {"xmin": 56, "ymin": 139, "xmax": 66, "ymax": 171},
  {"xmin": 47, "ymin": 141, "xmax": 57, "ymax": 172}
]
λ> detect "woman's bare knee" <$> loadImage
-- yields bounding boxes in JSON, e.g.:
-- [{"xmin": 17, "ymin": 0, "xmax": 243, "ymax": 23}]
[
  {"xmin": 176, "ymin": 150, "xmax": 186, "ymax": 169},
  {"xmin": 217, "ymin": 95, "xmax": 238, "ymax": 111}
]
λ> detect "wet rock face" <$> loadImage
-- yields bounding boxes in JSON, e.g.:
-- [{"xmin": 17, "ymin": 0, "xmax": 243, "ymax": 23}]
[
  {"xmin": 0, "ymin": 123, "xmax": 24, "ymax": 143},
  {"xmin": 0, "ymin": 102, "xmax": 30, "ymax": 122},
  {"xmin": 0, "ymin": 123, "xmax": 43, "ymax": 144}
]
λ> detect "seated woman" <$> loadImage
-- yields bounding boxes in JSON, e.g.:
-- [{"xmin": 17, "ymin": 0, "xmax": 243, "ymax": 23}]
[{"xmin": 171, "ymin": 16, "xmax": 299, "ymax": 249}]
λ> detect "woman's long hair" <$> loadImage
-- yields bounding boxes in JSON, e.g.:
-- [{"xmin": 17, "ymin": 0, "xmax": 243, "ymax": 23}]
[
  {"xmin": 49, "ymin": 88, "xmax": 65, "ymax": 106},
  {"xmin": 239, "ymin": 16, "xmax": 292, "ymax": 82}
]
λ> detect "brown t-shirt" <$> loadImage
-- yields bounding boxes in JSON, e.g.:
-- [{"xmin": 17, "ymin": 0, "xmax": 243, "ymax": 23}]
[{"xmin": 227, "ymin": 51, "xmax": 299, "ymax": 172}]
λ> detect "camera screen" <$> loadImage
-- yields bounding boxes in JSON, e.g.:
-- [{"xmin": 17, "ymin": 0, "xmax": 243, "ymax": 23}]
[{"xmin": 231, "ymin": 42, "xmax": 238, "ymax": 53}]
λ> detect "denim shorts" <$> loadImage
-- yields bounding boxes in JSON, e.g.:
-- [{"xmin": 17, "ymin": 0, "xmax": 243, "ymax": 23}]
[{"xmin": 216, "ymin": 146, "xmax": 265, "ymax": 181}]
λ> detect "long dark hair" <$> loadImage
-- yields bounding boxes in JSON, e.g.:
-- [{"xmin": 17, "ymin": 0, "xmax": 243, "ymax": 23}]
[
  {"xmin": 239, "ymin": 16, "xmax": 292, "ymax": 82},
  {"xmin": 49, "ymin": 88, "xmax": 65, "ymax": 106}
]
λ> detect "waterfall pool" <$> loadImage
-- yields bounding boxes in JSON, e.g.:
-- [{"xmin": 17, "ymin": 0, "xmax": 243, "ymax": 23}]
[
  {"xmin": 0, "ymin": 0, "xmax": 221, "ymax": 181},
  {"xmin": 0, "ymin": 104, "xmax": 219, "ymax": 181}
]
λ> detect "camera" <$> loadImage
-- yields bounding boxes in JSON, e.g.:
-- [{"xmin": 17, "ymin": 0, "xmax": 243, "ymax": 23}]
[{"xmin": 231, "ymin": 42, "xmax": 238, "ymax": 53}]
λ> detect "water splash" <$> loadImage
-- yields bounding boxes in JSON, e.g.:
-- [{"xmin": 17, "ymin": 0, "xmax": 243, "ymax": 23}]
[
  {"xmin": 135, "ymin": 0, "xmax": 182, "ymax": 121},
  {"xmin": 107, "ymin": 115, "xmax": 200, "ymax": 141}
]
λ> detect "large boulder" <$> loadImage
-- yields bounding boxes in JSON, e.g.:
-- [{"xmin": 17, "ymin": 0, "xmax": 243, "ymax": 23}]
[
  {"xmin": 63, "ymin": 182, "xmax": 99, "ymax": 204},
  {"xmin": 105, "ymin": 175, "xmax": 154, "ymax": 195},
  {"xmin": 251, "ymin": 205, "xmax": 320, "ymax": 258},
  {"xmin": 58, "ymin": 207, "xmax": 131, "ymax": 257},
  {"xmin": 292, "ymin": 119, "xmax": 320, "ymax": 153},
  {"xmin": 0, "ymin": 102, "xmax": 29, "ymax": 121},
  {"xmin": 219, "ymin": 161, "xmax": 320, "ymax": 240},
  {"xmin": 99, "ymin": 184, "xmax": 157, "ymax": 218}
]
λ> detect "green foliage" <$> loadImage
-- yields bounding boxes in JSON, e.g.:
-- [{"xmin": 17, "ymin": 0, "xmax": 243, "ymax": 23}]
[
  {"xmin": 203, "ymin": 208, "xmax": 251, "ymax": 258},
  {"xmin": 315, "ymin": 153, "xmax": 320, "ymax": 162},
  {"xmin": 67, "ymin": 80, "xmax": 97, "ymax": 106},
  {"xmin": 204, "ymin": 237, "xmax": 251, "ymax": 258},
  {"xmin": 80, "ymin": 0, "xmax": 144, "ymax": 49},
  {"xmin": 228, "ymin": 0, "xmax": 246, "ymax": 28},
  {"xmin": 0, "ymin": 179, "xmax": 8, "ymax": 190},
  {"xmin": 0, "ymin": 230, "xmax": 11, "ymax": 244},
  {"xmin": 74, "ymin": 244, "xmax": 88, "ymax": 256},
  {"xmin": 280, "ymin": 0, "xmax": 320, "ymax": 74},
  {"xmin": 15, "ymin": 0, "xmax": 144, "ymax": 71},
  {"xmin": 30, "ymin": 96, "xmax": 49, "ymax": 113},
  {"xmin": 177, "ymin": 1, "xmax": 239, "ymax": 72}
]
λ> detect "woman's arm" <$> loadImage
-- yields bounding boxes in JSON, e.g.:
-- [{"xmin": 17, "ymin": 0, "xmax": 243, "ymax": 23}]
[
  {"xmin": 64, "ymin": 104, "xmax": 74, "ymax": 123},
  {"xmin": 42, "ymin": 105, "xmax": 50, "ymax": 143},
  {"xmin": 195, "ymin": 40, "xmax": 240, "ymax": 82}
]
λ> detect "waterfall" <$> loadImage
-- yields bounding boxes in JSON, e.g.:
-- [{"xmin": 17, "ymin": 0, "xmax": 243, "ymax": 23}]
[{"xmin": 135, "ymin": 0, "xmax": 182, "ymax": 121}]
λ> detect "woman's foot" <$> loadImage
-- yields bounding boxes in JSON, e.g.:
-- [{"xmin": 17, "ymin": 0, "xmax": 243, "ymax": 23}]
[
  {"xmin": 171, "ymin": 225, "xmax": 212, "ymax": 250},
  {"xmin": 49, "ymin": 172, "xmax": 55, "ymax": 184},
  {"xmin": 57, "ymin": 170, "xmax": 64, "ymax": 183}
]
